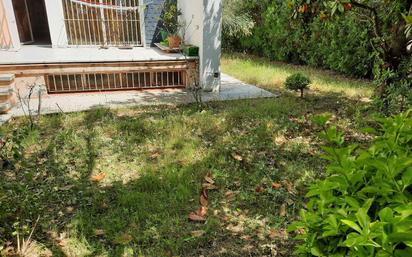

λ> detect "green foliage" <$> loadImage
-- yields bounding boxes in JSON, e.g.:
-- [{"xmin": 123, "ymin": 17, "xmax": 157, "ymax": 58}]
[
  {"xmin": 0, "ymin": 129, "xmax": 26, "ymax": 169},
  {"xmin": 222, "ymin": 0, "xmax": 255, "ymax": 38},
  {"xmin": 372, "ymin": 58, "xmax": 412, "ymax": 114},
  {"xmin": 221, "ymin": 0, "xmax": 256, "ymax": 50},
  {"xmin": 290, "ymin": 111, "xmax": 412, "ymax": 256},
  {"xmin": 303, "ymin": 14, "xmax": 375, "ymax": 78},
  {"xmin": 161, "ymin": 0, "xmax": 181, "ymax": 36},
  {"xmin": 225, "ymin": 0, "xmax": 375, "ymax": 78},
  {"xmin": 224, "ymin": 0, "xmax": 411, "ymax": 114},
  {"xmin": 285, "ymin": 73, "xmax": 311, "ymax": 98}
]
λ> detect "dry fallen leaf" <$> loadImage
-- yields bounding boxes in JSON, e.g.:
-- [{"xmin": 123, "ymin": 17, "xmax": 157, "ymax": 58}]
[
  {"xmin": 90, "ymin": 172, "xmax": 106, "ymax": 182},
  {"xmin": 191, "ymin": 230, "xmax": 205, "ymax": 237},
  {"xmin": 149, "ymin": 152, "xmax": 161, "ymax": 160},
  {"xmin": 255, "ymin": 185, "xmax": 265, "ymax": 193},
  {"xmin": 231, "ymin": 153, "xmax": 243, "ymax": 161},
  {"xmin": 60, "ymin": 185, "xmax": 74, "ymax": 191},
  {"xmin": 200, "ymin": 195, "xmax": 208, "ymax": 207},
  {"xmin": 65, "ymin": 206, "xmax": 74, "ymax": 213},
  {"xmin": 271, "ymin": 182, "xmax": 282, "ymax": 190},
  {"xmin": 197, "ymin": 206, "xmax": 207, "ymax": 217},
  {"xmin": 282, "ymin": 180, "xmax": 295, "ymax": 195},
  {"xmin": 94, "ymin": 229, "xmax": 105, "ymax": 236},
  {"xmin": 268, "ymin": 229, "xmax": 279, "ymax": 239},
  {"xmin": 204, "ymin": 174, "xmax": 215, "ymax": 185},
  {"xmin": 224, "ymin": 191, "xmax": 235, "ymax": 201},
  {"xmin": 188, "ymin": 212, "xmax": 206, "ymax": 222},
  {"xmin": 226, "ymin": 224, "xmax": 244, "ymax": 234},
  {"xmin": 279, "ymin": 203, "xmax": 287, "ymax": 217},
  {"xmin": 202, "ymin": 183, "xmax": 218, "ymax": 190},
  {"xmin": 241, "ymin": 235, "xmax": 252, "ymax": 241},
  {"xmin": 58, "ymin": 239, "xmax": 67, "ymax": 247},
  {"xmin": 200, "ymin": 189, "xmax": 209, "ymax": 206}
]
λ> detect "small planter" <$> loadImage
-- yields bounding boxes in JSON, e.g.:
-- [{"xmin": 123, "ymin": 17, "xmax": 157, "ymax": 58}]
[
  {"xmin": 168, "ymin": 35, "xmax": 181, "ymax": 48},
  {"xmin": 182, "ymin": 44, "xmax": 199, "ymax": 57}
]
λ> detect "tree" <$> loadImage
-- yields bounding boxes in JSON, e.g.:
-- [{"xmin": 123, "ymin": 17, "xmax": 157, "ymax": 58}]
[
  {"xmin": 290, "ymin": 0, "xmax": 412, "ymax": 113},
  {"xmin": 222, "ymin": 0, "xmax": 255, "ymax": 48}
]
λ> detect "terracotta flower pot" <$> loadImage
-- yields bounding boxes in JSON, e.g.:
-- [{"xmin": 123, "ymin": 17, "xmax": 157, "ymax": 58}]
[{"xmin": 168, "ymin": 35, "xmax": 181, "ymax": 48}]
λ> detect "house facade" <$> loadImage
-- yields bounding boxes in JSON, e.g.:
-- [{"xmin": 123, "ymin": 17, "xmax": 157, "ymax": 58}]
[{"xmin": 0, "ymin": 0, "xmax": 222, "ymax": 99}]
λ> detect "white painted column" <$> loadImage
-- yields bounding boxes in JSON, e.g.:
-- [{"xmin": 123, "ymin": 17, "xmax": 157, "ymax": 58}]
[
  {"xmin": 44, "ymin": 0, "xmax": 68, "ymax": 47},
  {"xmin": 201, "ymin": 0, "xmax": 222, "ymax": 92},
  {"xmin": 178, "ymin": 0, "xmax": 222, "ymax": 92},
  {"xmin": 2, "ymin": 0, "xmax": 21, "ymax": 51}
]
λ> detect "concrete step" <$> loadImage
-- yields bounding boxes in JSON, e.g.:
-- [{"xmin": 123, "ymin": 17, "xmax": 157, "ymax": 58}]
[{"xmin": 0, "ymin": 102, "xmax": 11, "ymax": 114}]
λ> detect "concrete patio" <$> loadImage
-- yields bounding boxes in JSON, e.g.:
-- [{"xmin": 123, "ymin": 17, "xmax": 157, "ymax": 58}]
[
  {"xmin": 0, "ymin": 45, "xmax": 190, "ymax": 65},
  {"xmin": 0, "ymin": 74, "xmax": 274, "ymax": 124}
]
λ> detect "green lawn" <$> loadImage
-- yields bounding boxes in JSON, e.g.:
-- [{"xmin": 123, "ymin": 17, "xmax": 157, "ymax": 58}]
[
  {"xmin": 222, "ymin": 53, "xmax": 374, "ymax": 98},
  {"xmin": 0, "ymin": 56, "xmax": 374, "ymax": 257}
]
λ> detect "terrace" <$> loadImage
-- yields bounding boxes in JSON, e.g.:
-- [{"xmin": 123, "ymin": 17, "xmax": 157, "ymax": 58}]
[{"xmin": 0, "ymin": 45, "xmax": 198, "ymax": 94}]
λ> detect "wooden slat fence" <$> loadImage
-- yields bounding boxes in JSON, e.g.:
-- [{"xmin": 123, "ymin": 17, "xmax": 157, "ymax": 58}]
[{"xmin": 46, "ymin": 70, "xmax": 186, "ymax": 93}]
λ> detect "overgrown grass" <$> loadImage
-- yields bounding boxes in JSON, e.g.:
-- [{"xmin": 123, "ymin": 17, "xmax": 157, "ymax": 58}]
[
  {"xmin": 222, "ymin": 53, "xmax": 374, "ymax": 98},
  {"xmin": 0, "ymin": 56, "xmax": 375, "ymax": 256}
]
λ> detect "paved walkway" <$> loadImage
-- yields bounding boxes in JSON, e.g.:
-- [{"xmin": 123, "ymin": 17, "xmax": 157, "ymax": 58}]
[{"xmin": 1, "ymin": 74, "xmax": 275, "ymax": 124}]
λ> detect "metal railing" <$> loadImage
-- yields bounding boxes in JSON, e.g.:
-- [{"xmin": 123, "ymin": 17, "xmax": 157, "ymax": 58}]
[{"xmin": 62, "ymin": 0, "xmax": 142, "ymax": 46}]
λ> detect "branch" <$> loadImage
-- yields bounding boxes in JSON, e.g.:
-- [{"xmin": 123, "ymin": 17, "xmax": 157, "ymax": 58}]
[
  {"xmin": 350, "ymin": 1, "xmax": 381, "ymax": 37},
  {"xmin": 350, "ymin": 1, "xmax": 388, "ymax": 51}
]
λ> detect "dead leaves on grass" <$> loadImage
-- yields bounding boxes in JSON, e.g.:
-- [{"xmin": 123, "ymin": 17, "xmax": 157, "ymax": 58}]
[
  {"xmin": 94, "ymin": 229, "xmax": 105, "ymax": 236},
  {"xmin": 258, "ymin": 179, "xmax": 296, "ymax": 195},
  {"xmin": 271, "ymin": 182, "xmax": 282, "ymax": 190},
  {"xmin": 279, "ymin": 204, "xmax": 287, "ymax": 217},
  {"xmin": 188, "ymin": 212, "xmax": 206, "ymax": 222},
  {"xmin": 90, "ymin": 172, "xmax": 106, "ymax": 183},
  {"xmin": 255, "ymin": 185, "xmax": 265, "ymax": 193},
  {"xmin": 224, "ymin": 191, "xmax": 235, "ymax": 201},
  {"xmin": 231, "ymin": 153, "xmax": 243, "ymax": 161},
  {"xmin": 188, "ymin": 173, "xmax": 217, "ymax": 223},
  {"xmin": 220, "ymin": 207, "xmax": 290, "ymax": 243}
]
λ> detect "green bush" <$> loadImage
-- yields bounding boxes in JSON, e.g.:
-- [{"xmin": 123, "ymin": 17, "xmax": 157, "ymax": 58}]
[
  {"xmin": 289, "ymin": 111, "xmax": 412, "ymax": 256},
  {"xmin": 285, "ymin": 73, "xmax": 311, "ymax": 98},
  {"xmin": 225, "ymin": 1, "xmax": 375, "ymax": 78}
]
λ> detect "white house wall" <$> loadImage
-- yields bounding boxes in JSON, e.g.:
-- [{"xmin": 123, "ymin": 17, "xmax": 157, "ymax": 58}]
[{"xmin": 178, "ymin": 0, "xmax": 203, "ymax": 47}]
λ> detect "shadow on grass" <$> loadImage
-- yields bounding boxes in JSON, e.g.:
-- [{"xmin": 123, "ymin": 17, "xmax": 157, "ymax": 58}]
[{"xmin": 0, "ymin": 89, "xmax": 375, "ymax": 256}]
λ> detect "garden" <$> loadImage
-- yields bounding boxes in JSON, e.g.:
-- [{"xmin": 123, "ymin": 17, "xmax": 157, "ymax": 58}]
[{"xmin": 1, "ymin": 0, "xmax": 412, "ymax": 256}]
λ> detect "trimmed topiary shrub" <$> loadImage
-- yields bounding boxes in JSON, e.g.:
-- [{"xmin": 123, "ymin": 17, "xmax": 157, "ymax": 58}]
[
  {"xmin": 285, "ymin": 73, "xmax": 311, "ymax": 98},
  {"xmin": 289, "ymin": 111, "xmax": 412, "ymax": 257}
]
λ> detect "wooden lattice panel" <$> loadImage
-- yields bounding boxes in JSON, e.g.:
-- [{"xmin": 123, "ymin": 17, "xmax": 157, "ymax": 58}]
[{"xmin": 46, "ymin": 70, "xmax": 186, "ymax": 93}]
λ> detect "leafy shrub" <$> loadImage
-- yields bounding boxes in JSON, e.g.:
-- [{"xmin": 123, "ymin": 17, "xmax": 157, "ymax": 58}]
[
  {"xmin": 222, "ymin": 0, "xmax": 255, "ymax": 50},
  {"xmin": 290, "ymin": 111, "xmax": 412, "ymax": 256},
  {"xmin": 285, "ymin": 73, "xmax": 311, "ymax": 98},
  {"xmin": 303, "ymin": 14, "xmax": 374, "ymax": 78},
  {"xmin": 225, "ymin": 1, "xmax": 375, "ymax": 78},
  {"xmin": 0, "ymin": 129, "xmax": 26, "ymax": 169}
]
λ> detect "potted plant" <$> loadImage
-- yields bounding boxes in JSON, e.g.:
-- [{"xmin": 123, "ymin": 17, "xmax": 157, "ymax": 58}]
[{"xmin": 161, "ymin": 0, "xmax": 182, "ymax": 48}]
